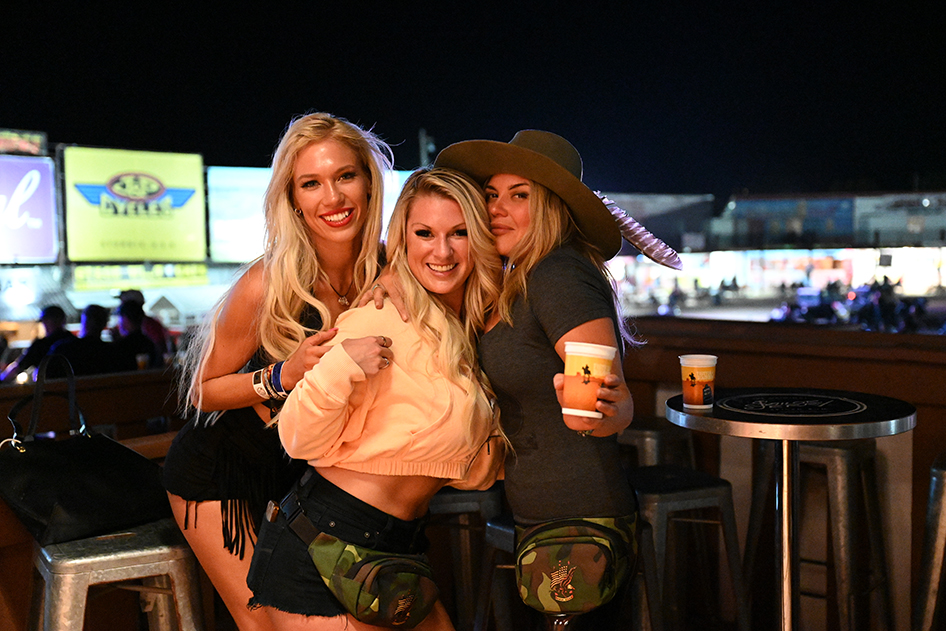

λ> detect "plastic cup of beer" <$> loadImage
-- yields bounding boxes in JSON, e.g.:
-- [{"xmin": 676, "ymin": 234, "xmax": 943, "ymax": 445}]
[
  {"xmin": 679, "ymin": 354, "xmax": 717, "ymax": 409},
  {"xmin": 135, "ymin": 353, "xmax": 149, "ymax": 370},
  {"xmin": 562, "ymin": 342, "xmax": 618, "ymax": 418}
]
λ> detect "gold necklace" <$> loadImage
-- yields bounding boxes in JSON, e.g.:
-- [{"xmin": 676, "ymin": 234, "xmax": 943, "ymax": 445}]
[{"xmin": 328, "ymin": 277, "xmax": 354, "ymax": 306}]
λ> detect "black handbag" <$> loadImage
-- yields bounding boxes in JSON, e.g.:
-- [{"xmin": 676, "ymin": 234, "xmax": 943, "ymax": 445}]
[{"xmin": 0, "ymin": 354, "xmax": 172, "ymax": 545}]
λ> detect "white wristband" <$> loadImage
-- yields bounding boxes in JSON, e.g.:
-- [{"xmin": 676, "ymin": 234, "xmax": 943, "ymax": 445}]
[{"xmin": 252, "ymin": 369, "xmax": 270, "ymax": 399}]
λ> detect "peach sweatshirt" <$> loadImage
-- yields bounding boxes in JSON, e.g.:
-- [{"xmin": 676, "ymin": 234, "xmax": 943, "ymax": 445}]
[{"xmin": 278, "ymin": 301, "xmax": 502, "ymax": 491}]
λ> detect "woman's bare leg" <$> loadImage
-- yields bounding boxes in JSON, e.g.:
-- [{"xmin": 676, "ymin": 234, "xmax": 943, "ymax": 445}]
[
  {"xmin": 168, "ymin": 492, "xmax": 276, "ymax": 631},
  {"xmin": 263, "ymin": 600, "xmax": 456, "ymax": 630}
]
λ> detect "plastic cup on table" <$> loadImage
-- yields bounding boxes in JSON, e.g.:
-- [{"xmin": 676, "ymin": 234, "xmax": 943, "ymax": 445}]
[{"xmin": 679, "ymin": 354, "xmax": 717, "ymax": 410}]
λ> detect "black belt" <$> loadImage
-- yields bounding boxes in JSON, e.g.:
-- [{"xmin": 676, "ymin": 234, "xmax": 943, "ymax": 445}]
[
  {"xmin": 260, "ymin": 469, "xmax": 319, "ymax": 546},
  {"xmin": 266, "ymin": 469, "xmax": 428, "ymax": 552},
  {"xmin": 277, "ymin": 494, "xmax": 316, "ymax": 543}
]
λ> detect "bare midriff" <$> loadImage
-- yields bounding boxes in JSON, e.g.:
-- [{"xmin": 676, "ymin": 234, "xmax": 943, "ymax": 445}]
[{"xmin": 315, "ymin": 466, "xmax": 446, "ymax": 521}]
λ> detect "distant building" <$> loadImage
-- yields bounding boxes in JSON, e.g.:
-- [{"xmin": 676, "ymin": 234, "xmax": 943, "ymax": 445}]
[
  {"xmin": 603, "ymin": 193, "xmax": 715, "ymax": 255},
  {"xmin": 711, "ymin": 192, "xmax": 946, "ymax": 250}
]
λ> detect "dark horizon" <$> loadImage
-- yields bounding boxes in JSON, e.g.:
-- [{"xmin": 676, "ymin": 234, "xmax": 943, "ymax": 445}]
[{"xmin": 4, "ymin": 4, "xmax": 945, "ymax": 208}]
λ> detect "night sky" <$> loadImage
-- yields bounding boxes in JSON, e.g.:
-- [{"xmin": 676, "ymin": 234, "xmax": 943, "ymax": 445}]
[{"xmin": 4, "ymin": 3, "xmax": 945, "ymax": 210}]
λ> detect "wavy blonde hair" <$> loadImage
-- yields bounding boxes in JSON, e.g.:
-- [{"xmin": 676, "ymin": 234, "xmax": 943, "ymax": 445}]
[
  {"xmin": 385, "ymin": 167, "xmax": 502, "ymax": 434},
  {"xmin": 260, "ymin": 112, "xmax": 391, "ymax": 358},
  {"xmin": 182, "ymin": 112, "xmax": 392, "ymax": 415}
]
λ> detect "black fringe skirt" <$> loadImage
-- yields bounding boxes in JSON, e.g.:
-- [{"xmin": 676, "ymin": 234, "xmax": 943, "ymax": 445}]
[{"xmin": 163, "ymin": 407, "xmax": 307, "ymax": 559}]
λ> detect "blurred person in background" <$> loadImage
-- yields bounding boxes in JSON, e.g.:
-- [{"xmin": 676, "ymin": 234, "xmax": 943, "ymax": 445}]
[
  {"xmin": 0, "ymin": 305, "xmax": 75, "ymax": 384},
  {"xmin": 46, "ymin": 304, "xmax": 120, "ymax": 376},
  {"xmin": 113, "ymin": 301, "xmax": 162, "ymax": 370},
  {"xmin": 115, "ymin": 288, "xmax": 172, "ymax": 353}
]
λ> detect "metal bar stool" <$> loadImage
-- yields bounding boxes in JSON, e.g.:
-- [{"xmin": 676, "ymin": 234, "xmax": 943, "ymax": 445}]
[
  {"xmin": 627, "ymin": 464, "xmax": 750, "ymax": 631},
  {"xmin": 743, "ymin": 439, "xmax": 893, "ymax": 631},
  {"xmin": 914, "ymin": 451, "xmax": 946, "ymax": 631},
  {"xmin": 473, "ymin": 512, "xmax": 664, "ymax": 631},
  {"xmin": 28, "ymin": 518, "xmax": 203, "ymax": 631},
  {"xmin": 617, "ymin": 416, "xmax": 696, "ymax": 470},
  {"xmin": 428, "ymin": 482, "xmax": 504, "ymax": 631}
]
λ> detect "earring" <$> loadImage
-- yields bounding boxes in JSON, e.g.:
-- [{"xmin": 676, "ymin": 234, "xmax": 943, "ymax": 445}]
[{"xmin": 293, "ymin": 207, "xmax": 302, "ymax": 216}]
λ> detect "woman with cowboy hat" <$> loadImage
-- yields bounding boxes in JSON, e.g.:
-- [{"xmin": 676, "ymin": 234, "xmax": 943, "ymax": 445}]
[{"xmin": 435, "ymin": 130, "xmax": 680, "ymax": 628}]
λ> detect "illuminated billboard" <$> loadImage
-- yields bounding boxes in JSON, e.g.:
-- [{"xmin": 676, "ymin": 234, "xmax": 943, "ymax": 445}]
[
  {"xmin": 0, "ymin": 128, "xmax": 47, "ymax": 156},
  {"xmin": 62, "ymin": 146, "xmax": 207, "ymax": 262},
  {"xmin": 382, "ymin": 170, "xmax": 413, "ymax": 241},
  {"xmin": 0, "ymin": 154, "xmax": 58, "ymax": 264},
  {"xmin": 207, "ymin": 166, "xmax": 270, "ymax": 263}
]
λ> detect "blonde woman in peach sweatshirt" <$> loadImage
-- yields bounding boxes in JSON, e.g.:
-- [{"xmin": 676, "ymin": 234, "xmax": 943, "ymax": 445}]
[{"xmin": 246, "ymin": 168, "xmax": 504, "ymax": 631}]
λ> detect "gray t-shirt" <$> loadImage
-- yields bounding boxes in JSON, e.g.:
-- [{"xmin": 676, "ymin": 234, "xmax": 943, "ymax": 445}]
[{"xmin": 479, "ymin": 246, "xmax": 636, "ymax": 523}]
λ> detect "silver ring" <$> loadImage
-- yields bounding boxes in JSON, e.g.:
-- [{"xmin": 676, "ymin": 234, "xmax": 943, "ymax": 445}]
[
  {"xmin": 379, "ymin": 336, "xmax": 389, "ymax": 347},
  {"xmin": 372, "ymin": 283, "xmax": 384, "ymax": 293},
  {"xmin": 381, "ymin": 356, "xmax": 391, "ymax": 369},
  {"xmin": 576, "ymin": 429, "xmax": 594, "ymax": 437}
]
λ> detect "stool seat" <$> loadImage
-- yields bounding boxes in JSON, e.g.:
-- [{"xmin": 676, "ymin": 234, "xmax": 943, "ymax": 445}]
[
  {"xmin": 484, "ymin": 512, "xmax": 516, "ymax": 550},
  {"xmin": 627, "ymin": 464, "xmax": 750, "ymax": 631},
  {"xmin": 429, "ymin": 483, "xmax": 504, "ymax": 519},
  {"xmin": 618, "ymin": 416, "xmax": 696, "ymax": 469},
  {"xmin": 30, "ymin": 518, "xmax": 202, "ymax": 631},
  {"xmin": 628, "ymin": 463, "xmax": 729, "ymax": 495}
]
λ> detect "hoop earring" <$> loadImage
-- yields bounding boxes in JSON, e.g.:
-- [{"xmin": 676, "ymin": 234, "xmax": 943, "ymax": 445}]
[{"xmin": 293, "ymin": 208, "xmax": 302, "ymax": 216}]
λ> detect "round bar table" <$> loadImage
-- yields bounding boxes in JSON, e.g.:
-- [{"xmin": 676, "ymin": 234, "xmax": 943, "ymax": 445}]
[{"xmin": 665, "ymin": 388, "xmax": 916, "ymax": 631}]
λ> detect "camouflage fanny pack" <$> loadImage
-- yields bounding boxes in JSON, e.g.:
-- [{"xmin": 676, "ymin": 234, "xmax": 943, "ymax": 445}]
[
  {"xmin": 514, "ymin": 515, "xmax": 638, "ymax": 615},
  {"xmin": 276, "ymin": 494, "xmax": 439, "ymax": 628},
  {"xmin": 307, "ymin": 531, "xmax": 439, "ymax": 628}
]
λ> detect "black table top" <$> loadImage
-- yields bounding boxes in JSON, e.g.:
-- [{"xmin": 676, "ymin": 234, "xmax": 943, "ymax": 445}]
[{"xmin": 666, "ymin": 387, "xmax": 917, "ymax": 441}]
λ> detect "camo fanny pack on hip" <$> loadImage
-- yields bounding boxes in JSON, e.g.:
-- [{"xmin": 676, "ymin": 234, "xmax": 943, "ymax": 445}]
[
  {"xmin": 307, "ymin": 531, "xmax": 438, "ymax": 628},
  {"xmin": 274, "ymin": 494, "xmax": 438, "ymax": 629},
  {"xmin": 515, "ymin": 514, "xmax": 638, "ymax": 615}
]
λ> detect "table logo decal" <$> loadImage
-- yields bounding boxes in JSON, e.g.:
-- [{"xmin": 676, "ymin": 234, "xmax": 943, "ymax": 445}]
[{"xmin": 716, "ymin": 393, "xmax": 867, "ymax": 417}]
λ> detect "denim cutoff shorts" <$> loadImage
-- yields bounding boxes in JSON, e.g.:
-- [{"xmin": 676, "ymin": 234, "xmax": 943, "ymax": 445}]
[{"xmin": 246, "ymin": 467, "xmax": 430, "ymax": 617}]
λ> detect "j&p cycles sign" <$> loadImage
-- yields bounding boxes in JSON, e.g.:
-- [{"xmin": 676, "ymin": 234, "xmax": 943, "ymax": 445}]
[{"xmin": 63, "ymin": 146, "xmax": 206, "ymax": 262}]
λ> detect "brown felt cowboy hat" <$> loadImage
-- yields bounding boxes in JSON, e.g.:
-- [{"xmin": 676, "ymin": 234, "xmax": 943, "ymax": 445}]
[
  {"xmin": 435, "ymin": 130, "xmax": 681, "ymax": 268},
  {"xmin": 435, "ymin": 130, "xmax": 622, "ymax": 258}
]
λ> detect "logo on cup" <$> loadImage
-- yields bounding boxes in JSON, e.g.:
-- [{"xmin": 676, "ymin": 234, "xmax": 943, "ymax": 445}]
[
  {"xmin": 679, "ymin": 354, "xmax": 717, "ymax": 409},
  {"xmin": 562, "ymin": 342, "xmax": 617, "ymax": 419}
]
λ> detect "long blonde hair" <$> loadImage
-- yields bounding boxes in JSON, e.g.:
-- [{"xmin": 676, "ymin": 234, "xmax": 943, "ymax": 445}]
[
  {"xmin": 183, "ymin": 113, "xmax": 392, "ymax": 414},
  {"xmin": 385, "ymin": 167, "xmax": 502, "ymax": 432},
  {"xmin": 261, "ymin": 112, "xmax": 391, "ymax": 358}
]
